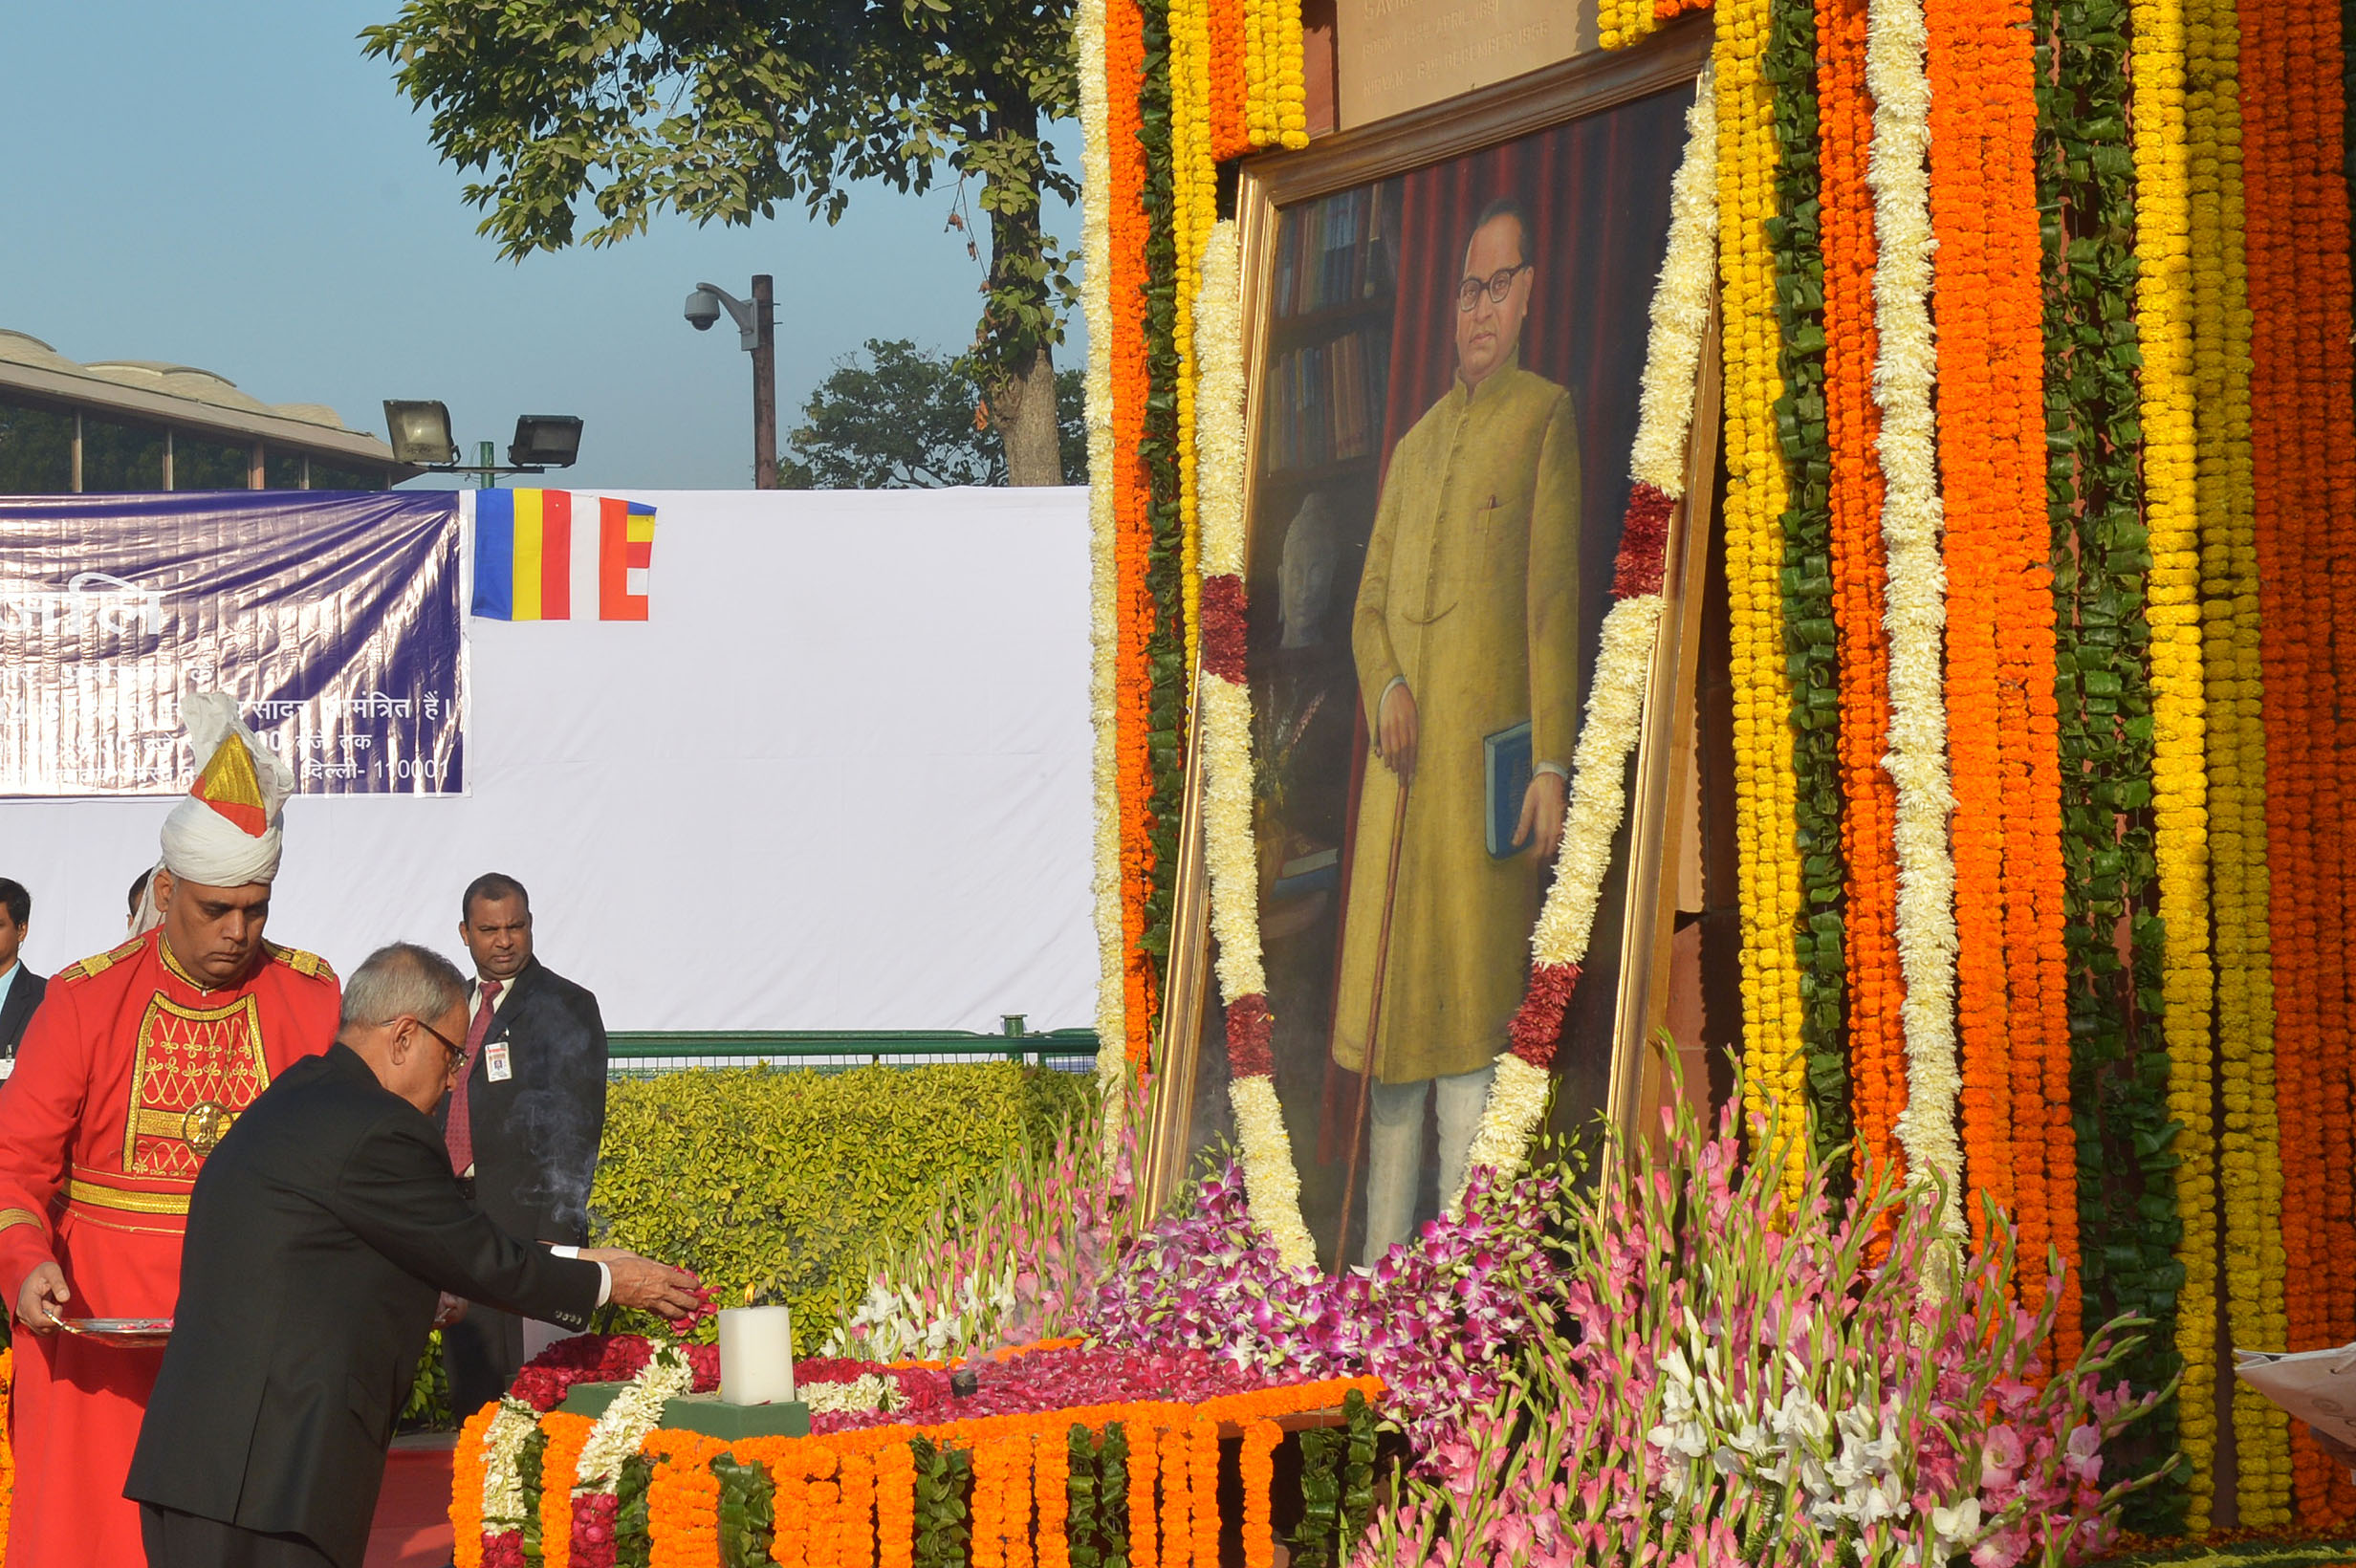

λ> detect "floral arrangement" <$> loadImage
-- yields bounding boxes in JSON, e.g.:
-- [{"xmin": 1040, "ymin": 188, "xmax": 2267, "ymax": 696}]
[
  {"xmin": 1069, "ymin": 0, "xmax": 2356, "ymax": 1535},
  {"xmin": 1087, "ymin": 1156, "xmax": 1574, "ymax": 1461},
  {"xmin": 457, "ymin": 1339, "xmax": 1382, "ymax": 1568},
  {"xmin": 1353, "ymin": 1069, "xmax": 2166, "ymax": 1566},
  {"xmin": 824, "ymin": 1089, "xmax": 1142, "ymax": 1362}
]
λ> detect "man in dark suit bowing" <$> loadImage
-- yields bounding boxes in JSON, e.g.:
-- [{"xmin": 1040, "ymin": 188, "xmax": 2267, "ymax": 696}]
[
  {"xmin": 0, "ymin": 879, "xmax": 47, "ymax": 1059},
  {"xmin": 440, "ymin": 870, "xmax": 612, "ymax": 1417},
  {"xmin": 125, "ymin": 943, "xmax": 698, "ymax": 1568}
]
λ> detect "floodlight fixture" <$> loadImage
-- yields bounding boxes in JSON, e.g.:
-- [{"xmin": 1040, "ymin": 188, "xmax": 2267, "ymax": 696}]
[
  {"xmin": 509, "ymin": 415, "xmax": 583, "ymax": 469},
  {"xmin": 382, "ymin": 400, "xmax": 458, "ymax": 466},
  {"xmin": 383, "ymin": 400, "xmax": 584, "ymax": 484}
]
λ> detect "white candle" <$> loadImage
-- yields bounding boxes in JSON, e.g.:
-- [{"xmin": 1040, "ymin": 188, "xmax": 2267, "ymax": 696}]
[{"xmin": 717, "ymin": 1305, "xmax": 797, "ymax": 1405}]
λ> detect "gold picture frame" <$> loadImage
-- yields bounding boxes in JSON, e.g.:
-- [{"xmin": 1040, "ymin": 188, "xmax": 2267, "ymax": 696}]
[{"xmin": 1145, "ymin": 17, "xmax": 1724, "ymax": 1252}]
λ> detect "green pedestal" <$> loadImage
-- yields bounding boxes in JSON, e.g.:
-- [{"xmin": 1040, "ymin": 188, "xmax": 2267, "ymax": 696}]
[{"xmin": 555, "ymin": 1383, "xmax": 811, "ymax": 1439}]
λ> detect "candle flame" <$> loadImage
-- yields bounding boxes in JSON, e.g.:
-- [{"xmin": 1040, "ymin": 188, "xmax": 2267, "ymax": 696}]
[{"xmin": 745, "ymin": 1282, "xmax": 755, "ymax": 1307}]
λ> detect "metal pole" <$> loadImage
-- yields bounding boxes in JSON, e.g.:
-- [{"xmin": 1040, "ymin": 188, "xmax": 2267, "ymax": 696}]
[
  {"xmin": 478, "ymin": 440, "xmax": 499, "ymax": 490},
  {"xmin": 752, "ymin": 273, "xmax": 778, "ymax": 489}
]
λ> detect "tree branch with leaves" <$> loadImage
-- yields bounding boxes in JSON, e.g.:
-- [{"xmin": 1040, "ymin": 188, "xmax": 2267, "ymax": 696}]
[{"xmin": 361, "ymin": 0, "xmax": 1080, "ymax": 484}]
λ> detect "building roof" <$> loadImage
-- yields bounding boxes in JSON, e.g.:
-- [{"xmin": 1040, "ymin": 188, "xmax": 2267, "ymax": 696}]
[{"xmin": 0, "ymin": 329, "xmax": 404, "ymax": 469}]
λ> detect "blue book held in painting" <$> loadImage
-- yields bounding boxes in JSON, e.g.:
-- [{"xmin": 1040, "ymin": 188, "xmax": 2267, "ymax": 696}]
[{"xmin": 1485, "ymin": 721, "xmax": 1534, "ymax": 860}]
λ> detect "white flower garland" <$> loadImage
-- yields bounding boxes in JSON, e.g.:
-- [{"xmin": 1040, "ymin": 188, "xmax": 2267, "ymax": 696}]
[
  {"xmin": 800, "ymin": 1374, "xmax": 905, "ymax": 1417},
  {"xmin": 1863, "ymin": 0, "xmax": 1962, "ymax": 1205},
  {"xmin": 1192, "ymin": 220, "xmax": 1317, "ymax": 1266},
  {"xmin": 1455, "ymin": 68, "xmax": 1721, "ymax": 1198},
  {"xmin": 480, "ymin": 1396, "xmax": 542, "ymax": 1531},
  {"xmin": 573, "ymin": 1345, "xmax": 691, "ymax": 1494},
  {"xmin": 1196, "ymin": 225, "xmax": 1269, "ymax": 1010},
  {"xmin": 1080, "ymin": 0, "xmax": 1129, "ymax": 1117}
]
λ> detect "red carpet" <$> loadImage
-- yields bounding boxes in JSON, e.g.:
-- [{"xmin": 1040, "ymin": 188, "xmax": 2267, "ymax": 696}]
[{"xmin": 366, "ymin": 1438, "xmax": 456, "ymax": 1568}]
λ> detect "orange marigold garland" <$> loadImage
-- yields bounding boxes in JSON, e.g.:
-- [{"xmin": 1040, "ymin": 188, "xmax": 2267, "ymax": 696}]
[
  {"xmin": 1159, "ymin": 1426, "xmax": 1191, "ymax": 1567},
  {"xmin": 1107, "ymin": 0, "xmax": 1160, "ymax": 1071},
  {"xmin": 537, "ymin": 1412, "xmax": 596, "ymax": 1568},
  {"xmin": 452, "ymin": 1400, "xmax": 501, "ymax": 1568},
  {"xmin": 1189, "ymin": 1418, "xmax": 1219, "ymax": 1568},
  {"xmin": 1131, "ymin": 1419, "xmax": 1160, "ymax": 1568},
  {"xmin": 1035, "ymin": 1428, "xmax": 1073, "ymax": 1568},
  {"xmin": 2244, "ymin": 0, "xmax": 2356, "ymax": 1525},
  {"xmin": 1241, "ymin": 1419, "xmax": 1281, "ymax": 1568},
  {"xmin": 1816, "ymin": 0, "xmax": 1905, "ymax": 1185},
  {"xmin": 645, "ymin": 1433, "xmax": 726, "ymax": 1568},
  {"xmin": 1925, "ymin": 0, "xmax": 2076, "ymax": 1354}
]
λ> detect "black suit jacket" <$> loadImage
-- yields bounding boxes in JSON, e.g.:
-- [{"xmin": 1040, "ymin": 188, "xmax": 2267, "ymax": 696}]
[
  {"xmin": 0, "ymin": 968, "xmax": 45, "ymax": 1056},
  {"xmin": 125, "ymin": 1043, "xmax": 602, "ymax": 1568},
  {"xmin": 437, "ymin": 957, "xmax": 608, "ymax": 1247}
]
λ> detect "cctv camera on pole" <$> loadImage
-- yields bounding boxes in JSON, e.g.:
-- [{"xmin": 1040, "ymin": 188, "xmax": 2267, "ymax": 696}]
[{"xmin": 684, "ymin": 278, "xmax": 777, "ymax": 489}]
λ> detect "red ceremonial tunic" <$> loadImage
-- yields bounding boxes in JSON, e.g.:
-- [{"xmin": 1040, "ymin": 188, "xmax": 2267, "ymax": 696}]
[{"xmin": 0, "ymin": 930, "xmax": 338, "ymax": 1568}]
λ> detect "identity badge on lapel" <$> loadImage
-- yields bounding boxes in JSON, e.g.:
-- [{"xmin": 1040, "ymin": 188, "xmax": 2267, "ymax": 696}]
[{"xmin": 484, "ymin": 1043, "xmax": 513, "ymax": 1083}]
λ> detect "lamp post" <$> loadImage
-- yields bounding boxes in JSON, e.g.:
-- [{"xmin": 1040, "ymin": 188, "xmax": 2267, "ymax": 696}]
[{"xmin": 685, "ymin": 276, "xmax": 779, "ymax": 489}]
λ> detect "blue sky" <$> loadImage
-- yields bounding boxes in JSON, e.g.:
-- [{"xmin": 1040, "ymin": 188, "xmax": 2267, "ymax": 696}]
[{"xmin": 1, "ymin": 1, "xmax": 1082, "ymax": 490}]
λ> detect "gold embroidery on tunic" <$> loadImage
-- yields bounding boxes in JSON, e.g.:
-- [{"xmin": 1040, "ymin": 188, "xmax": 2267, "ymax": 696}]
[
  {"xmin": 66, "ymin": 1179, "xmax": 190, "ymax": 1215},
  {"xmin": 0, "ymin": 1207, "xmax": 43, "ymax": 1233},
  {"xmin": 121, "ymin": 993, "xmax": 273, "ymax": 1177}
]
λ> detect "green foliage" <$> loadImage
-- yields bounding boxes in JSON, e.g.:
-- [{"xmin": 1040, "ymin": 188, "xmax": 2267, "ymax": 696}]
[
  {"xmin": 518, "ymin": 1426, "xmax": 549, "ymax": 1561},
  {"xmin": 1066, "ymin": 1426, "xmax": 1102, "ymax": 1568},
  {"xmin": 589, "ymin": 1062, "xmax": 1090, "ymax": 1349},
  {"xmin": 1100, "ymin": 1422, "xmax": 1131, "ymax": 1568},
  {"xmin": 1291, "ymin": 1426, "xmax": 1344, "ymax": 1568},
  {"xmin": 397, "ymin": 1329, "xmax": 455, "ymax": 1431},
  {"xmin": 911, "ymin": 1437, "xmax": 974, "ymax": 1568},
  {"xmin": 359, "ymin": 0, "xmax": 1077, "ymax": 415},
  {"xmin": 1764, "ymin": 0, "xmax": 1849, "ymax": 1172},
  {"xmin": 1136, "ymin": 1, "xmax": 1187, "ymax": 971},
  {"xmin": 2031, "ymin": 0, "xmax": 2181, "ymax": 1531},
  {"xmin": 713, "ymin": 1454, "xmax": 777, "ymax": 1568},
  {"xmin": 1339, "ymin": 1389, "xmax": 1377, "ymax": 1549},
  {"xmin": 617, "ymin": 1452, "xmax": 656, "ymax": 1568},
  {"xmin": 781, "ymin": 338, "xmax": 1088, "ymax": 490}
]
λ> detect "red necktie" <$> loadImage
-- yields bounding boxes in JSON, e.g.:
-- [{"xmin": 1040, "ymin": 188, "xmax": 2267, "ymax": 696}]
[{"xmin": 445, "ymin": 979, "xmax": 503, "ymax": 1176}]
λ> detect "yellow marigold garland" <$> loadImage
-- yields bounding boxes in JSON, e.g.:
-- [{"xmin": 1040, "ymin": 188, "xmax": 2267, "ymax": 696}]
[
  {"xmin": 1715, "ymin": 0, "xmax": 1809, "ymax": 1196},
  {"xmin": 2127, "ymin": 0, "xmax": 2218, "ymax": 1528},
  {"xmin": 1601, "ymin": 0, "xmax": 1664, "ymax": 50},
  {"xmin": 2184, "ymin": 0, "xmax": 2288, "ymax": 1526},
  {"xmin": 1172, "ymin": 0, "xmax": 1214, "ymax": 689},
  {"xmin": 1274, "ymin": 0, "xmax": 1307, "ymax": 148}
]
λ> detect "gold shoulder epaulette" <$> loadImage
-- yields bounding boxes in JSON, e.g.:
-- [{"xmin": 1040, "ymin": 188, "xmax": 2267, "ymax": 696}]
[
  {"xmin": 264, "ymin": 943, "xmax": 336, "ymax": 981},
  {"xmin": 56, "ymin": 937, "xmax": 146, "ymax": 985}
]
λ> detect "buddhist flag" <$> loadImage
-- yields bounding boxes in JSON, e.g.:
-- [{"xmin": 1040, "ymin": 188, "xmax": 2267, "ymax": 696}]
[{"xmin": 471, "ymin": 490, "xmax": 657, "ymax": 621}]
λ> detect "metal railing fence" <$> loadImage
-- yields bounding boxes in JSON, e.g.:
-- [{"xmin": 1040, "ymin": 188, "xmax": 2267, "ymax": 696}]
[{"xmin": 604, "ymin": 1021, "xmax": 1099, "ymax": 1078}]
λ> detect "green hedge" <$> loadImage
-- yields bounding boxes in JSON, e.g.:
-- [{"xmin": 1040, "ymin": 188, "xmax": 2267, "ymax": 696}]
[{"xmin": 588, "ymin": 1062, "xmax": 1093, "ymax": 1349}]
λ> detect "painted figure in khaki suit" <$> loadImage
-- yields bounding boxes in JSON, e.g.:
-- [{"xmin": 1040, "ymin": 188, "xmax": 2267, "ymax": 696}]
[{"xmin": 1333, "ymin": 198, "xmax": 1580, "ymax": 1264}]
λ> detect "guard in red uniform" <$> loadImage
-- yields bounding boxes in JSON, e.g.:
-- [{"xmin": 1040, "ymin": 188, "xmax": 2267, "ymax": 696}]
[{"xmin": 0, "ymin": 693, "xmax": 338, "ymax": 1568}]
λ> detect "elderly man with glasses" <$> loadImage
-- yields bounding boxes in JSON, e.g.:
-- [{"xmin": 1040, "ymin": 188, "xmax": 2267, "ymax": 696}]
[
  {"xmin": 1331, "ymin": 194, "xmax": 1582, "ymax": 1267},
  {"xmin": 127, "ymin": 943, "xmax": 700, "ymax": 1568}
]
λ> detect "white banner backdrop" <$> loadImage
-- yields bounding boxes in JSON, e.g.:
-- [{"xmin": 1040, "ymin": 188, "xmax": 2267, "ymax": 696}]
[{"xmin": 0, "ymin": 487, "xmax": 1097, "ymax": 1034}]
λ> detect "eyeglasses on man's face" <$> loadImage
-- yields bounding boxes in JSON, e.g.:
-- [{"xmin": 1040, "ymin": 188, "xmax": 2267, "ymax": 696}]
[
  {"xmin": 1457, "ymin": 262, "xmax": 1533, "ymax": 312},
  {"xmin": 405, "ymin": 1014, "xmax": 466, "ymax": 1074}
]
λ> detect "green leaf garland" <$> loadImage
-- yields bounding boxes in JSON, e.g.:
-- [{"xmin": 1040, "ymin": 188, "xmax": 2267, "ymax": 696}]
[
  {"xmin": 2031, "ymin": 0, "xmax": 2183, "ymax": 1531},
  {"xmin": 1767, "ymin": 0, "xmax": 1849, "ymax": 1168},
  {"xmin": 1137, "ymin": 0, "xmax": 1188, "ymax": 983},
  {"xmin": 713, "ymin": 1454, "xmax": 778, "ymax": 1568}
]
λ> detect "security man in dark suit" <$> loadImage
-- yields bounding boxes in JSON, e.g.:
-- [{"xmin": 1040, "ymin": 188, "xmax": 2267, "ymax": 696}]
[
  {"xmin": 440, "ymin": 871, "xmax": 612, "ymax": 1417},
  {"xmin": 125, "ymin": 943, "xmax": 698, "ymax": 1568},
  {"xmin": 0, "ymin": 879, "xmax": 46, "ymax": 1057}
]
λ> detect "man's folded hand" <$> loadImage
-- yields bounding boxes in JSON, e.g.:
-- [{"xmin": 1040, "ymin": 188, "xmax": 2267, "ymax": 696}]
[{"xmin": 583, "ymin": 1247, "xmax": 703, "ymax": 1318}]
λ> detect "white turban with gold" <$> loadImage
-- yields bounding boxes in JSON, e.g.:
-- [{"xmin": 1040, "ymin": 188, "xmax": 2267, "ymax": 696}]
[{"xmin": 134, "ymin": 693, "xmax": 294, "ymax": 931}]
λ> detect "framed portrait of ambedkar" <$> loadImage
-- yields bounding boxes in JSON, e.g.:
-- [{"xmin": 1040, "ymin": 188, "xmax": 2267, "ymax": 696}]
[{"xmin": 1148, "ymin": 19, "xmax": 1726, "ymax": 1272}]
